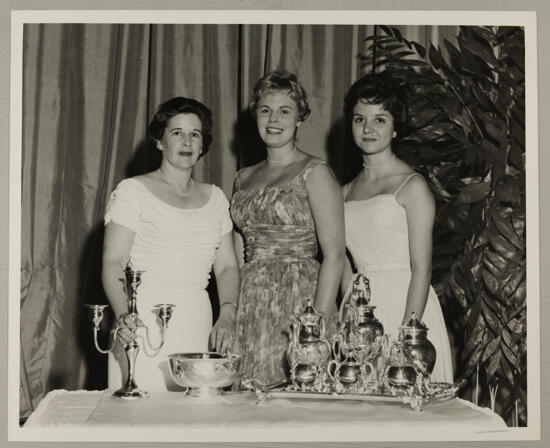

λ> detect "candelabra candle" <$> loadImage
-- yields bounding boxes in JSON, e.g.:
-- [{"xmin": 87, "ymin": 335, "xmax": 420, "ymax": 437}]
[{"xmin": 85, "ymin": 262, "xmax": 175, "ymax": 399}]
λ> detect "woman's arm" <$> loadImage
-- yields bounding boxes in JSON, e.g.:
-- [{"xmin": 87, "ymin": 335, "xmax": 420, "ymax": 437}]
[
  {"xmin": 306, "ymin": 164, "xmax": 346, "ymax": 317},
  {"xmin": 101, "ymin": 222, "xmax": 138, "ymax": 344},
  {"xmin": 230, "ymin": 173, "xmax": 245, "ymax": 268},
  {"xmin": 398, "ymin": 176, "xmax": 436, "ymax": 325},
  {"xmin": 232, "ymin": 231, "xmax": 245, "ymax": 268},
  {"xmin": 339, "ymin": 184, "xmax": 354, "ymax": 298},
  {"xmin": 341, "ymin": 255, "xmax": 355, "ymax": 298},
  {"xmin": 210, "ymin": 231, "xmax": 241, "ymax": 354}
]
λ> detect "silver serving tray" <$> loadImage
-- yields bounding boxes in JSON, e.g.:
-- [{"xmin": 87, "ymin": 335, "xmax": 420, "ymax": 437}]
[{"xmin": 261, "ymin": 382, "xmax": 459, "ymax": 405}]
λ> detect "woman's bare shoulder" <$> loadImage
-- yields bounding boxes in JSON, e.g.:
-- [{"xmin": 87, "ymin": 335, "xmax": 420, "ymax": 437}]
[
  {"xmin": 237, "ymin": 161, "xmax": 265, "ymax": 183},
  {"xmin": 131, "ymin": 172, "xmax": 158, "ymax": 188}
]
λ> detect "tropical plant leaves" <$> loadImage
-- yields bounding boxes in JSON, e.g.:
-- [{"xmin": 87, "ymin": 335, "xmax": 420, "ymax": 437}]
[
  {"xmin": 454, "ymin": 181, "xmax": 491, "ymax": 204},
  {"xmin": 486, "ymin": 226, "xmax": 523, "ymax": 263},
  {"xmin": 486, "ymin": 347, "xmax": 502, "ymax": 378},
  {"xmin": 491, "ymin": 208, "xmax": 524, "ymax": 248},
  {"xmin": 364, "ymin": 25, "xmax": 526, "ymax": 426},
  {"xmin": 469, "ymin": 26, "xmax": 498, "ymax": 46}
]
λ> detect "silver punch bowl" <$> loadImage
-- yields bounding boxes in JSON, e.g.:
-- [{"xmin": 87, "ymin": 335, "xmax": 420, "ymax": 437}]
[{"xmin": 168, "ymin": 352, "xmax": 241, "ymax": 397}]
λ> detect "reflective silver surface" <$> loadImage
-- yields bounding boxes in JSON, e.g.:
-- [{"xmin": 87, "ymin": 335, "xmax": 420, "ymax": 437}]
[
  {"xmin": 168, "ymin": 352, "xmax": 241, "ymax": 397},
  {"xmin": 85, "ymin": 261, "xmax": 175, "ymax": 400}
]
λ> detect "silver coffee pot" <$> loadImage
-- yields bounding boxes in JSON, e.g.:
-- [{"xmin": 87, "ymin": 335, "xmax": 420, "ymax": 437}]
[{"xmin": 287, "ymin": 300, "xmax": 331, "ymax": 389}]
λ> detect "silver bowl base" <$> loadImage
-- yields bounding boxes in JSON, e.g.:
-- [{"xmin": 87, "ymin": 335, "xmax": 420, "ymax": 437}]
[{"xmin": 187, "ymin": 387, "xmax": 225, "ymax": 399}]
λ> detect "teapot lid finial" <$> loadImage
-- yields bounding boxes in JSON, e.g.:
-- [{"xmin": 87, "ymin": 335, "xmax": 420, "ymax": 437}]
[
  {"xmin": 352, "ymin": 274, "xmax": 371, "ymax": 306},
  {"xmin": 125, "ymin": 257, "xmax": 134, "ymax": 271},
  {"xmin": 304, "ymin": 299, "xmax": 314, "ymax": 312}
]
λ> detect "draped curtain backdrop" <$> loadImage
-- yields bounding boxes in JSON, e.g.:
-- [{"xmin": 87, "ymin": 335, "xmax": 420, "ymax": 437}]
[{"xmin": 20, "ymin": 23, "xmax": 459, "ymax": 417}]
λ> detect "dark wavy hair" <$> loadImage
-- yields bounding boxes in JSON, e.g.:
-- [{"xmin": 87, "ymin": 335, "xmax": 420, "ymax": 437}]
[
  {"xmin": 250, "ymin": 70, "xmax": 311, "ymax": 122},
  {"xmin": 147, "ymin": 97, "xmax": 213, "ymax": 157},
  {"xmin": 343, "ymin": 72, "xmax": 408, "ymax": 136}
]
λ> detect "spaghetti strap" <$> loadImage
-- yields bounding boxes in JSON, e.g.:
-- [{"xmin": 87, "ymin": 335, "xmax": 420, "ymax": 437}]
[{"xmin": 393, "ymin": 172, "xmax": 423, "ymax": 197}]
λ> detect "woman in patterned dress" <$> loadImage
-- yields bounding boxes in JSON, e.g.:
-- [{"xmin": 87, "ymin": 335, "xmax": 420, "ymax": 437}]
[{"xmin": 231, "ymin": 71, "xmax": 345, "ymax": 387}]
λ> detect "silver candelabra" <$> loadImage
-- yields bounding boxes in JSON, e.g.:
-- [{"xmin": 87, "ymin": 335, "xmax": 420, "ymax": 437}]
[{"xmin": 85, "ymin": 262, "xmax": 175, "ymax": 399}]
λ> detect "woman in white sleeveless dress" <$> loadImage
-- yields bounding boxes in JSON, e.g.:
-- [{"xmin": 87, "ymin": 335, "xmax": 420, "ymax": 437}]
[
  {"xmin": 102, "ymin": 97, "xmax": 239, "ymax": 391},
  {"xmin": 341, "ymin": 73, "xmax": 453, "ymax": 383}
]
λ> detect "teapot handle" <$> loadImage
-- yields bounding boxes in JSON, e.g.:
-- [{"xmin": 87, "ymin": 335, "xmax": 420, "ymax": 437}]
[
  {"xmin": 331, "ymin": 334, "xmax": 342, "ymax": 359},
  {"xmin": 362, "ymin": 361, "xmax": 375, "ymax": 383},
  {"xmin": 339, "ymin": 279, "xmax": 356, "ymax": 324},
  {"xmin": 289, "ymin": 315, "xmax": 299, "ymax": 344},
  {"xmin": 327, "ymin": 359, "xmax": 340, "ymax": 380},
  {"xmin": 320, "ymin": 312, "xmax": 326, "ymax": 336},
  {"xmin": 402, "ymin": 340, "xmax": 414, "ymax": 363}
]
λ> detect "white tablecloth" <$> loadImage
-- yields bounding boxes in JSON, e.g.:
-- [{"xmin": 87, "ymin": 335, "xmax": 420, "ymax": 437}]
[{"xmin": 22, "ymin": 389, "xmax": 508, "ymax": 442}]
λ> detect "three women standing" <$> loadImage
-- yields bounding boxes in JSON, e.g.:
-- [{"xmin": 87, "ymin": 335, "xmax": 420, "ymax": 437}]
[
  {"xmin": 231, "ymin": 71, "xmax": 346, "ymax": 387},
  {"xmin": 102, "ymin": 71, "xmax": 453, "ymax": 391}
]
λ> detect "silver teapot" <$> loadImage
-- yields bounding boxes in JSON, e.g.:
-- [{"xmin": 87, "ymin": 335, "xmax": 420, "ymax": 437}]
[
  {"xmin": 327, "ymin": 352, "xmax": 374, "ymax": 393},
  {"xmin": 287, "ymin": 300, "xmax": 331, "ymax": 388},
  {"xmin": 400, "ymin": 312, "xmax": 437, "ymax": 376},
  {"xmin": 384, "ymin": 337, "xmax": 417, "ymax": 388}
]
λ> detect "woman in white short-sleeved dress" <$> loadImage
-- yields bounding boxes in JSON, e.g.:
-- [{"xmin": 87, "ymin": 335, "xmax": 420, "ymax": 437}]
[{"xmin": 102, "ymin": 97, "xmax": 240, "ymax": 392}]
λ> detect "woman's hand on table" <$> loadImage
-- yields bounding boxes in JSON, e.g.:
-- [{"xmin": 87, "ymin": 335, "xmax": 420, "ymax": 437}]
[
  {"xmin": 115, "ymin": 312, "xmax": 143, "ymax": 345},
  {"xmin": 210, "ymin": 303, "xmax": 237, "ymax": 355}
]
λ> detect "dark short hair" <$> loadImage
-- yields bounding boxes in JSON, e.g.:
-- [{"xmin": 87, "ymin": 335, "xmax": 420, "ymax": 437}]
[
  {"xmin": 147, "ymin": 97, "xmax": 213, "ymax": 156},
  {"xmin": 343, "ymin": 72, "xmax": 408, "ymax": 135},
  {"xmin": 250, "ymin": 70, "xmax": 311, "ymax": 122}
]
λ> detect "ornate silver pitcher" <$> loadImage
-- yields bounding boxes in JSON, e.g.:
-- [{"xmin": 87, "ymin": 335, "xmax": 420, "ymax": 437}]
[
  {"xmin": 340, "ymin": 274, "xmax": 384, "ymax": 348},
  {"xmin": 334, "ymin": 274, "xmax": 385, "ymax": 384},
  {"xmin": 287, "ymin": 300, "xmax": 331, "ymax": 389}
]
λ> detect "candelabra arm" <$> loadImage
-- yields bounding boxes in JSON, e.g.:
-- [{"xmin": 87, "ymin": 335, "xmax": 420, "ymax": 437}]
[
  {"xmin": 92, "ymin": 324, "xmax": 121, "ymax": 354},
  {"xmin": 140, "ymin": 323, "xmax": 167, "ymax": 352}
]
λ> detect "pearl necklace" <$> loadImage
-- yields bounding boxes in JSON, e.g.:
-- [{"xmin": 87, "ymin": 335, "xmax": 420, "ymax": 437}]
[
  {"xmin": 362, "ymin": 153, "xmax": 396, "ymax": 169},
  {"xmin": 267, "ymin": 146, "xmax": 297, "ymax": 164}
]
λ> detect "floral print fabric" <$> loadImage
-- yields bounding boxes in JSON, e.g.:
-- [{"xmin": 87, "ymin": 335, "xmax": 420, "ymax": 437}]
[{"xmin": 231, "ymin": 158, "xmax": 337, "ymax": 387}]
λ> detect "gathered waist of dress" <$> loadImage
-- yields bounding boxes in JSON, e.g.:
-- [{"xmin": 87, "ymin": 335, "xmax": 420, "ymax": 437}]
[
  {"xmin": 242, "ymin": 225, "xmax": 317, "ymax": 262},
  {"xmin": 358, "ymin": 261, "xmax": 411, "ymax": 273}
]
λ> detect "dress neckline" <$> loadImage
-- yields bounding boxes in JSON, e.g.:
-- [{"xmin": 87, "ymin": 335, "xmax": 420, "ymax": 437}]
[
  {"xmin": 344, "ymin": 193, "xmax": 402, "ymax": 207},
  {"xmin": 235, "ymin": 158, "xmax": 321, "ymax": 193},
  {"xmin": 130, "ymin": 178, "xmax": 214, "ymax": 211},
  {"xmin": 343, "ymin": 172, "xmax": 420, "ymax": 206}
]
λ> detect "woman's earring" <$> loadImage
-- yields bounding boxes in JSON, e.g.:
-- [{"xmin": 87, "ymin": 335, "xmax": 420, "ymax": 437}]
[{"xmin": 393, "ymin": 131, "xmax": 397, "ymax": 138}]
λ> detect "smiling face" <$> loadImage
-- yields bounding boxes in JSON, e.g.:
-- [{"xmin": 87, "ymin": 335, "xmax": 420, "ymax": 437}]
[
  {"xmin": 157, "ymin": 113, "xmax": 203, "ymax": 168},
  {"xmin": 351, "ymin": 100, "xmax": 396, "ymax": 156},
  {"xmin": 255, "ymin": 90, "xmax": 301, "ymax": 149}
]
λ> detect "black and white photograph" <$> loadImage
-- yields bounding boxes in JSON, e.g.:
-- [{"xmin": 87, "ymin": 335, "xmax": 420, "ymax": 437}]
[{"xmin": 5, "ymin": 4, "xmax": 543, "ymax": 444}]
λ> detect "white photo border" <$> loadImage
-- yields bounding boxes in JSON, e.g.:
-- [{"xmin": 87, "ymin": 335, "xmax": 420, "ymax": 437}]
[{"xmin": 8, "ymin": 9, "xmax": 540, "ymax": 443}]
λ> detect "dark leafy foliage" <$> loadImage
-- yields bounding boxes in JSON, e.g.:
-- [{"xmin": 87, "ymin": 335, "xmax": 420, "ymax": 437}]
[{"xmin": 362, "ymin": 25, "xmax": 526, "ymax": 426}]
